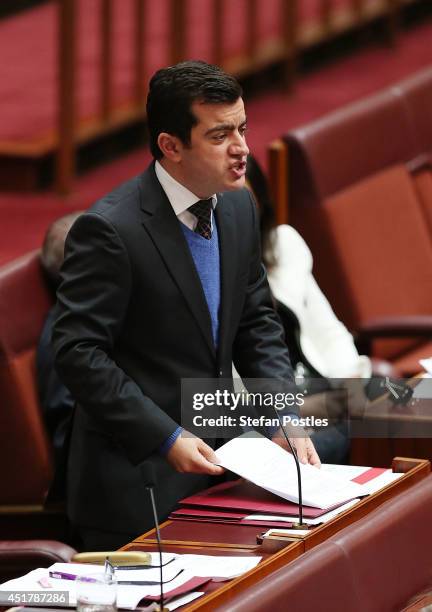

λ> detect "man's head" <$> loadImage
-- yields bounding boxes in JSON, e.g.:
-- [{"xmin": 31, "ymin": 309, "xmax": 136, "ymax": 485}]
[
  {"xmin": 147, "ymin": 60, "xmax": 249, "ymax": 197},
  {"xmin": 40, "ymin": 211, "xmax": 82, "ymax": 290}
]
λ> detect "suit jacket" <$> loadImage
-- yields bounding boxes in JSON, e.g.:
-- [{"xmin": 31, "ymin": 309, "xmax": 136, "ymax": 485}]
[{"xmin": 53, "ymin": 163, "xmax": 294, "ymax": 535}]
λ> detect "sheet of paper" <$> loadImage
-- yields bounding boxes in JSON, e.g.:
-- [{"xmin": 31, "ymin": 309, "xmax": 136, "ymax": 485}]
[
  {"xmin": 419, "ymin": 358, "xmax": 432, "ymax": 375},
  {"xmin": 358, "ymin": 471, "xmax": 403, "ymax": 495},
  {"xmin": 166, "ymin": 591, "xmax": 204, "ymax": 610},
  {"xmin": 263, "ymin": 528, "xmax": 310, "ymax": 537},
  {"xmin": 178, "ymin": 555, "xmax": 261, "ymax": 579},
  {"xmin": 245, "ymin": 498, "xmax": 361, "ymax": 525},
  {"xmin": 316, "ymin": 464, "xmax": 403, "ymax": 495},
  {"xmin": 320, "ymin": 464, "xmax": 370, "ymax": 480},
  {"xmin": 0, "ymin": 566, "xmax": 199, "ymax": 609},
  {"xmin": 412, "ymin": 377, "xmax": 432, "ymax": 399},
  {"xmin": 215, "ymin": 434, "xmax": 364, "ymax": 509},
  {"xmin": 50, "ymin": 561, "xmax": 182, "ymax": 585}
]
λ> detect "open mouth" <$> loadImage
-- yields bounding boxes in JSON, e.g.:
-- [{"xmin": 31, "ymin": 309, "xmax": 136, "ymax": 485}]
[{"xmin": 229, "ymin": 160, "xmax": 247, "ymax": 179}]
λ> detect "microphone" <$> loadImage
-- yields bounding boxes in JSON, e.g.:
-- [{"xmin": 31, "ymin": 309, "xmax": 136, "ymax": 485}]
[
  {"xmin": 271, "ymin": 406, "xmax": 309, "ymax": 530},
  {"xmin": 141, "ymin": 464, "xmax": 168, "ymax": 612}
]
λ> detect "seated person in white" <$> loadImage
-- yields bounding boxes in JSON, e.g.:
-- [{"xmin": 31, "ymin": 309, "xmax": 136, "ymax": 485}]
[
  {"xmin": 245, "ymin": 155, "xmax": 374, "ymax": 463},
  {"xmin": 268, "ymin": 223, "xmax": 372, "ymax": 380}
]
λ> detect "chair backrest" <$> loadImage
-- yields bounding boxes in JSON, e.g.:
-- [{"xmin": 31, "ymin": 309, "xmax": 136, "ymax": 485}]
[
  {"xmin": 0, "ymin": 539, "xmax": 76, "ymax": 582},
  {"xmin": 0, "ymin": 251, "xmax": 54, "ymax": 505},
  {"xmin": 399, "ymin": 67, "xmax": 432, "ymax": 237},
  {"xmin": 284, "ymin": 68, "xmax": 432, "ymax": 358}
]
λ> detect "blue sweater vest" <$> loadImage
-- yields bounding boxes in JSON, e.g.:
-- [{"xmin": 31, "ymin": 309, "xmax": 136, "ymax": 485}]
[{"xmin": 181, "ymin": 220, "xmax": 221, "ymax": 347}]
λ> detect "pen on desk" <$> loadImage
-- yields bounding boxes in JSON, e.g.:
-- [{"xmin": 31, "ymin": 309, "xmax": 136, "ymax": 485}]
[{"xmin": 49, "ymin": 571, "xmax": 95, "ymax": 582}]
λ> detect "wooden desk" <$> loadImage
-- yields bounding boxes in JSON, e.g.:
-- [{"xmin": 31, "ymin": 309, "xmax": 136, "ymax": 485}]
[
  {"xmin": 123, "ymin": 457, "xmax": 430, "ymax": 610},
  {"xmin": 350, "ymin": 376, "xmax": 432, "ymax": 466}
]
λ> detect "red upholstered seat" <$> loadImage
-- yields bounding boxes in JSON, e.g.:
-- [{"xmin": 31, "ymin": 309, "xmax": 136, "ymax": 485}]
[
  {"xmin": 0, "ymin": 540, "xmax": 76, "ymax": 582},
  {"xmin": 322, "ymin": 165, "xmax": 432, "ymax": 364},
  {"xmin": 0, "ymin": 251, "xmax": 53, "ymax": 505},
  {"xmin": 285, "ymin": 68, "xmax": 432, "ymax": 375}
]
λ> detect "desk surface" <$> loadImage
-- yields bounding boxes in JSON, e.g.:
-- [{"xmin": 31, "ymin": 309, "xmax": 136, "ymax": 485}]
[
  {"xmin": 350, "ymin": 376, "xmax": 432, "ymax": 465},
  {"xmin": 123, "ymin": 457, "xmax": 430, "ymax": 611}
]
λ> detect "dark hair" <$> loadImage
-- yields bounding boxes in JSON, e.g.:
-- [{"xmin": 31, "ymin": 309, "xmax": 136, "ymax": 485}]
[
  {"xmin": 40, "ymin": 211, "xmax": 83, "ymax": 290},
  {"xmin": 146, "ymin": 60, "xmax": 243, "ymax": 160},
  {"xmin": 245, "ymin": 155, "xmax": 277, "ymax": 271}
]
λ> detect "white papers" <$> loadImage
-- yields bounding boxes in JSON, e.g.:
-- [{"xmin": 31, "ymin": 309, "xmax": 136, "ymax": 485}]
[
  {"xmin": 0, "ymin": 566, "xmax": 197, "ymax": 609},
  {"xmin": 320, "ymin": 464, "xmax": 369, "ymax": 480},
  {"xmin": 321, "ymin": 464, "xmax": 404, "ymax": 495},
  {"xmin": 358, "ymin": 471, "xmax": 403, "ymax": 495},
  {"xmin": 419, "ymin": 358, "xmax": 432, "ymax": 375},
  {"xmin": 245, "ymin": 498, "xmax": 361, "ymax": 526},
  {"xmin": 166, "ymin": 592, "xmax": 204, "ymax": 610},
  {"xmin": 177, "ymin": 555, "xmax": 261, "ymax": 579},
  {"xmin": 0, "ymin": 555, "xmax": 261, "ymax": 610},
  {"xmin": 263, "ymin": 528, "xmax": 310, "ymax": 537},
  {"xmin": 50, "ymin": 561, "xmax": 181, "ymax": 585},
  {"xmin": 215, "ymin": 434, "xmax": 364, "ymax": 509},
  {"xmin": 412, "ymin": 377, "xmax": 432, "ymax": 399}
]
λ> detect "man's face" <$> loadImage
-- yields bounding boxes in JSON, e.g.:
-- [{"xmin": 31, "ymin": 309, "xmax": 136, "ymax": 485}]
[{"xmin": 177, "ymin": 97, "xmax": 249, "ymax": 198}]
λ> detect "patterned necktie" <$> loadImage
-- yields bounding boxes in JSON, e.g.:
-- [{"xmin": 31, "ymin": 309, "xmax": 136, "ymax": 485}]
[{"xmin": 189, "ymin": 198, "xmax": 213, "ymax": 240}]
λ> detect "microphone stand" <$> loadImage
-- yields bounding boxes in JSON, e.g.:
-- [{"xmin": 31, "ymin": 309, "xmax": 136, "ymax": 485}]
[
  {"xmin": 271, "ymin": 405, "xmax": 308, "ymax": 530},
  {"xmin": 143, "ymin": 464, "xmax": 169, "ymax": 612}
]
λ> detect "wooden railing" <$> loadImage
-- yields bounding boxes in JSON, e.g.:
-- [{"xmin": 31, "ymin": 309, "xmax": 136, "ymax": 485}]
[{"xmin": 54, "ymin": 0, "xmax": 404, "ymax": 194}]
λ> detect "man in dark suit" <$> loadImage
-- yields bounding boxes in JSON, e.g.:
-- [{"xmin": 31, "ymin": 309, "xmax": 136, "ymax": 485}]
[{"xmin": 53, "ymin": 60, "xmax": 319, "ymax": 551}]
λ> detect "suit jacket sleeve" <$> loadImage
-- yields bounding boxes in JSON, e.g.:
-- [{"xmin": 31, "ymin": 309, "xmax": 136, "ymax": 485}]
[
  {"xmin": 52, "ymin": 212, "xmax": 179, "ymax": 465},
  {"xmin": 232, "ymin": 194, "xmax": 298, "ymax": 412}
]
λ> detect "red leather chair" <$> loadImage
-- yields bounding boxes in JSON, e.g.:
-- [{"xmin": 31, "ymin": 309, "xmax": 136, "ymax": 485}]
[
  {"xmin": 0, "ymin": 250, "xmax": 53, "ymax": 506},
  {"xmin": 0, "ymin": 540, "xmax": 76, "ymax": 582},
  {"xmin": 0, "ymin": 251, "xmax": 68, "ymax": 540},
  {"xmin": 399, "ymin": 67, "xmax": 432, "ymax": 240},
  {"xmin": 284, "ymin": 73, "xmax": 432, "ymax": 375}
]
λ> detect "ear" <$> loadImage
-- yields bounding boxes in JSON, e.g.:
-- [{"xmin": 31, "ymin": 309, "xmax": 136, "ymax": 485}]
[{"xmin": 157, "ymin": 132, "xmax": 183, "ymax": 162}]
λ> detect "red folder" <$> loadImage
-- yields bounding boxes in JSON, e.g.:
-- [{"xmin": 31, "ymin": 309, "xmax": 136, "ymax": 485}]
[
  {"xmin": 179, "ymin": 480, "xmax": 340, "ymax": 518},
  {"xmin": 178, "ymin": 469, "xmax": 388, "ymax": 521},
  {"xmin": 169, "ymin": 507, "xmax": 295, "ymax": 528}
]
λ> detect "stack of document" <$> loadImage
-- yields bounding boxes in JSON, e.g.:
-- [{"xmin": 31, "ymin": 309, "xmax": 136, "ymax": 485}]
[
  {"xmin": 170, "ymin": 435, "xmax": 403, "ymax": 528},
  {"xmin": 0, "ymin": 553, "xmax": 262, "ymax": 610}
]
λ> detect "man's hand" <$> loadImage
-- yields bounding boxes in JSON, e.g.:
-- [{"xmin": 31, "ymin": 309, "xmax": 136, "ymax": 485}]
[
  {"xmin": 166, "ymin": 433, "xmax": 225, "ymax": 475},
  {"xmin": 272, "ymin": 429, "xmax": 321, "ymax": 467}
]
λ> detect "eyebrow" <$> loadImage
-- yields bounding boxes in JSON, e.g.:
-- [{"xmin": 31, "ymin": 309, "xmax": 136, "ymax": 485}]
[{"xmin": 204, "ymin": 118, "xmax": 247, "ymax": 136}]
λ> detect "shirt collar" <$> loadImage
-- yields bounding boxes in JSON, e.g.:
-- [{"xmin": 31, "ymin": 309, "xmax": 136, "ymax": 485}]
[{"xmin": 155, "ymin": 160, "xmax": 217, "ymax": 217}]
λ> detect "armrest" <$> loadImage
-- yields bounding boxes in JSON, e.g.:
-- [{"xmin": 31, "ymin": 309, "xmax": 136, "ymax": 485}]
[
  {"xmin": 0, "ymin": 540, "xmax": 76, "ymax": 581},
  {"xmin": 356, "ymin": 315, "xmax": 432, "ymax": 355}
]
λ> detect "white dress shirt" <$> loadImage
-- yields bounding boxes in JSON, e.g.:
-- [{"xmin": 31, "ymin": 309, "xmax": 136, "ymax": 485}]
[{"xmin": 155, "ymin": 160, "xmax": 217, "ymax": 230}]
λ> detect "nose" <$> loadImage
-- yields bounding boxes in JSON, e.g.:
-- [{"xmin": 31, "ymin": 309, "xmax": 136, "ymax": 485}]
[{"xmin": 230, "ymin": 132, "xmax": 249, "ymax": 157}]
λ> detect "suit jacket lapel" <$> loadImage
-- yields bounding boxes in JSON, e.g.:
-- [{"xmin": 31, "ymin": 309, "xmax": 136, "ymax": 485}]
[
  {"xmin": 139, "ymin": 165, "xmax": 215, "ymax": 357},
  {"xmin": 214, "ymin": 193, "xmax": 237, "ymax": 363}
]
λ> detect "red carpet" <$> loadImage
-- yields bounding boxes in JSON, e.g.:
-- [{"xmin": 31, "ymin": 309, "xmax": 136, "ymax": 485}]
[{"xmin": 0, "ymin": 12, "xmax": 432, "ymax": 265}]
